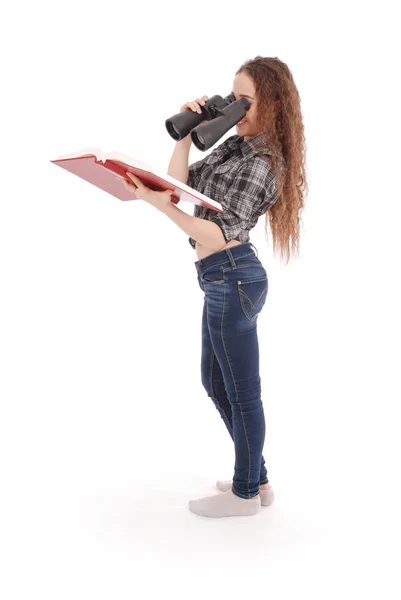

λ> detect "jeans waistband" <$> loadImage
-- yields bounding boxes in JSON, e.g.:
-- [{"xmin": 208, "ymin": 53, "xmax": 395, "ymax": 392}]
[{"xmin": 194, "ymin": 242, "xmax": 259, "ymax": 272}]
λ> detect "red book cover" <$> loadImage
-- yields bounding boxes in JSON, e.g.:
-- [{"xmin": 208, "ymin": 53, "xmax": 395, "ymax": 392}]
[{"xmin": 50, "ymin": 147, "xmax": 225, "ymax": 213}]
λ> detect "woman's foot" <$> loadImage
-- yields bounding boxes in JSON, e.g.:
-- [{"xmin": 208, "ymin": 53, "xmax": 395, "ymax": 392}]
[
  {"xmin": 189, "ymin": 488, "xmax": 261, "ymax": 517},
  {"xmin": 216, "ymin": 479, "xmax": 275, "ymax": 507}
]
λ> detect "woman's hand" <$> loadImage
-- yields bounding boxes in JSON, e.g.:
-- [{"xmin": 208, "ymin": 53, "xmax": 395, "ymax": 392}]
[{"xmin": 121, "ymin": 172, "xmax": 174, "ymax": 212}]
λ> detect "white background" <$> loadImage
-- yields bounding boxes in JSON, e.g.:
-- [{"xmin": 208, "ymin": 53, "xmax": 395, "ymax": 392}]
[{"xmin": 1, "ymin": 0, "xmax": 400, "ymax": 598}]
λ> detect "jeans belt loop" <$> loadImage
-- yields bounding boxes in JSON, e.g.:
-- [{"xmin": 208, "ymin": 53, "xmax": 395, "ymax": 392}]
[
  {"xmin": 250, "ymin": 242, "xmax": 258, "ymax": 258},
  {"xmin": 225, "ymin": 248, "xmax": 237, "ymax": 268}
]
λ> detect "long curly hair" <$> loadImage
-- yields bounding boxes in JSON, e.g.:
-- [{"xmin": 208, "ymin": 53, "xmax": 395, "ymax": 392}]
[{"xmin": 236, "ymin": 56, "xmax": 308, "ymax": 265}]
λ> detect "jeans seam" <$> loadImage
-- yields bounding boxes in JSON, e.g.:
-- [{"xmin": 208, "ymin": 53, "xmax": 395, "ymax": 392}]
[
  {"xmin": 222, "ymin": 263, "xmax": 263, "ymax": 273},
  {"xmin": 209, "ymin": 350, "xmax": 233, "ymax": 434},
  {"xmin": 221, "ymin": 284, "xmax": 252, "ymax": 497}
]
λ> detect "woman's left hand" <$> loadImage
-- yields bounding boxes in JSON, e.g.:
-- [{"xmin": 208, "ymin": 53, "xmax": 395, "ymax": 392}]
[{"xmin": 122, "ymin": 171, "xmax": 174, "ymax": 212}]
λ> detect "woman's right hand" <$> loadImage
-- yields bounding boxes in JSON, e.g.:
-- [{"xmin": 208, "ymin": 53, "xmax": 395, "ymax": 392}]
[
  {"xmin": 180, "ymin": 96, "xmax": 209, "ymax": 123},
  {"xmin": 177, "ymin": 96, "xmax": 209, "ymax": 142}
]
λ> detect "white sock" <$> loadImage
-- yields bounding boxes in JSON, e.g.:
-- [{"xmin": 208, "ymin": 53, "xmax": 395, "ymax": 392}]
[
  {"xmin": 189, "ymin": 487, "xmax": 261, "ymax": 518},
  {"xmin": 216, "ymin": 480, "xmax": 275, "ymax": 507}
]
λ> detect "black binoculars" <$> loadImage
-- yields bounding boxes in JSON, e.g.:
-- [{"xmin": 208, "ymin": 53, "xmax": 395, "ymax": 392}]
[{"xmin": 165, "ymin": 93, "xmax": 250, "ymax": 152}]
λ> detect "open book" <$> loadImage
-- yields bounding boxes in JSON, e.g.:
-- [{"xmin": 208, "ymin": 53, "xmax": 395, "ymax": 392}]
[{"xmin": 50, "ymin": 147, "xmax": 225, "ymax": 212}]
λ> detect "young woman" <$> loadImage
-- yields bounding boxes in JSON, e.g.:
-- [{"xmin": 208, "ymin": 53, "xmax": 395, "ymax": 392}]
[{"xmin": 125, "ymin": 56, "xmax": 307, "ymax": 518}]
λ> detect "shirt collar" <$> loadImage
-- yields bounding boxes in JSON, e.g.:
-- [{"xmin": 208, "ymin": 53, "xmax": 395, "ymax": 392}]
[{"xmin": 225, "ymin": 132, "xmax": 272, "ymax": 159}]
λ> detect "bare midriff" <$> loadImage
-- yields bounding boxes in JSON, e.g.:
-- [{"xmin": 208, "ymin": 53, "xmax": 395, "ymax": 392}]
[{"xmin": 195, "ymin": 239, "xmax": 243, "ymax": 261}]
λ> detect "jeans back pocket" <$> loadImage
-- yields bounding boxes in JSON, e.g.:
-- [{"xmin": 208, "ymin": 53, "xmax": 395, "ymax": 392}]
[{"xmin": 237, "ymin": 277, "xmax": 268, "ymax": 321}]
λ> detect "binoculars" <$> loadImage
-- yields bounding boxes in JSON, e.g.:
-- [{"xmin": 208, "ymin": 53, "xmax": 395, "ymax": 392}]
[{"xmin": 165, "ymin": 93, "xmax": 250, "ymax": 152}]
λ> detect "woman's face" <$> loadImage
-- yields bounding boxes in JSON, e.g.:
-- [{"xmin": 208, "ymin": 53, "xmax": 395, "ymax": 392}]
[{"xmin": 232, "ymin": 71, "xmax": 261, "ymax": 142}]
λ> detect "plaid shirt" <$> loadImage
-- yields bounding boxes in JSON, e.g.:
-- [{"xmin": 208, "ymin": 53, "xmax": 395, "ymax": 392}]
[{"xmin": 187, "ymin": 132, "xmax": 279, "ymax": 249}]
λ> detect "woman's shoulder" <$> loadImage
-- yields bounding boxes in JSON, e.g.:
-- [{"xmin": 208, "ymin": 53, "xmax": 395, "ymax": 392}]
[{"xmin": 207, "ymin": 134, "xmax": 242, "ymax": 157}]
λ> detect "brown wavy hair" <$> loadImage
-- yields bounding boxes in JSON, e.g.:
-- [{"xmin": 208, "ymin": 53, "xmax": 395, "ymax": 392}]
[{"xmin": 236, "ymin": 56, "xmax": 308, "ymax": 265}]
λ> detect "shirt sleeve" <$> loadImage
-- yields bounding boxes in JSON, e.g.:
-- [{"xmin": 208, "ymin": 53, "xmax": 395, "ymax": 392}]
[
  {"xmin": 187, "ymin": 157, "xmax": 208, "ymax": 189},
  {"xmin": 208, "ymin": 159, "xmax": 277, "ymax": 243}
]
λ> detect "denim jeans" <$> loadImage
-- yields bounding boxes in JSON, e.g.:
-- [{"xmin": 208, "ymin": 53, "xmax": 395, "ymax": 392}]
[{"xmin": 194, "ymin": 242, "xmax": 269, "ymax": 499}]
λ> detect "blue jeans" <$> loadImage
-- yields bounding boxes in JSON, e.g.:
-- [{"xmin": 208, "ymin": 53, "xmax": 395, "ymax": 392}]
[{"xmin": 194, "ymin": 242, "xmax": 269, "ymax": 499}]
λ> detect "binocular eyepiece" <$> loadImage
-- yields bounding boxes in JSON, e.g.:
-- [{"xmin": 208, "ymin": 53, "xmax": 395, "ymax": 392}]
[{"xmin": 165, "ymin": 93, "xmax": 250, "ymax": 151}]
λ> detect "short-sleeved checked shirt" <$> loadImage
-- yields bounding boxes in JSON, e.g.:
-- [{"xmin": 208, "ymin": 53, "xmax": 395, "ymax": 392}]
[{"xmin": 187, "ymin": 132, "xmax": 280, "ymax": 249}]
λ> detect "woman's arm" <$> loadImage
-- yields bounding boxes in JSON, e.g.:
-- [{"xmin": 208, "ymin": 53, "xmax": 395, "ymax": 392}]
[
  {"xmin": 161, "ymin": 203, "xmax": 226, "ymax": 251},
  {"xmin": 166, "ymin": 137, "xmax": 225, "ymax": 248},
  {"xmin": 167, "ymin": 137, "xmax": 192, "ymax": 183}
]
